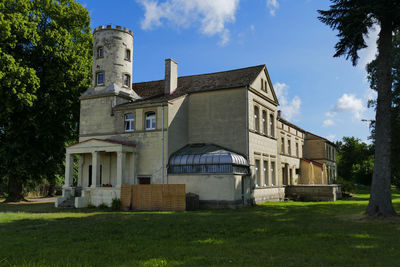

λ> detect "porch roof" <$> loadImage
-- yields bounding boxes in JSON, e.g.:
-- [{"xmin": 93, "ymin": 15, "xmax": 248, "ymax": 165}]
[{"xmin": 66, "ymin": 138, "xmax": 136, "ymax": 154}]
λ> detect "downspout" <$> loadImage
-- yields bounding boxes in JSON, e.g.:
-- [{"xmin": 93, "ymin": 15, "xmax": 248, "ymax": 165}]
[
  {"xmin": 161, "ymin": 103, "xmax": 165, "ymax": 184},
  {"xmin": 244, "ymin": 85, "xmax": 250, "ymax": 204}
]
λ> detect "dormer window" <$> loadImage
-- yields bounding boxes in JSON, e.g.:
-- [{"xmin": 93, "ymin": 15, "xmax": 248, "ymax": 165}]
[
  {"xmin": 96, "ymin": 72, "xmax": 104, "ymax": 86},
  {"xmin": 97, "ymin": 47, "xmax": 103, "ymax": 58},
  {"xmin": 123, "ymin": 74, "xmax": 130, "ymax": 87},
  {"xmin": 125, "ymin": 49, "xmax": 131, "ymax": 61}
]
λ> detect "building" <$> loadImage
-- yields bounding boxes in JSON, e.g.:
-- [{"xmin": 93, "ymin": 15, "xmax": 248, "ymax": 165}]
[{"xmin": 55, "ymin": 25, "xmax": 338, "ymax": 209}]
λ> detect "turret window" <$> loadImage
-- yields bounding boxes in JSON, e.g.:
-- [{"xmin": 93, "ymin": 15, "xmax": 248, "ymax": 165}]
[
  {"xmin": 123, "ymin": 74, "xmax": 131, "ymax": 87},
  {"xmin": 96, "ymin": 72, "xmax": 104, "ymax": 86},
  {"xmin": 124, "ymin": 113, "xmax": 134, "ymax": 132},
  {"xmin": 97, "ymin": 47, "xmax": 103, "ymax": 58},
  {"xmin": 145, "ymin": 112, "xmax": 156, "ymax": 130},
  {"xmin": 125, "ymin": 49, "xmax": 131, "ymax": 61}
]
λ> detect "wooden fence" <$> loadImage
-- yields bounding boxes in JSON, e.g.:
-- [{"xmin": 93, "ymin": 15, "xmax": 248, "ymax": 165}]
[{"xmin": 121, "ymin": 184, "xmax": 186, "ymax": 211}]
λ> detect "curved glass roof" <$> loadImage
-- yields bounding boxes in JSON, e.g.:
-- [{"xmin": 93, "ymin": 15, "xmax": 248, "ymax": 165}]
[{"xmin": 168, "ymin": 144, "xmax": 249, "ymax": 167}]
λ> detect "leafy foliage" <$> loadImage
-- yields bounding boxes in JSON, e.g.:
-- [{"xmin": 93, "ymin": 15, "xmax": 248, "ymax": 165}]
[
  {"xmin": 0, "ymin": 0, "xmax": 92, "ymax": 200},
  {"xmin": 336, "ymin": 137, "xmax": 375, "ymax": 186}
]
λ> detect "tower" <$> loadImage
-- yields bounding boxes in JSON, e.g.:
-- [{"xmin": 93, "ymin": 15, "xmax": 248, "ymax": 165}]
[{"xmin": 79, "ymin": 25, "xmax": 138, "ymax": 137}]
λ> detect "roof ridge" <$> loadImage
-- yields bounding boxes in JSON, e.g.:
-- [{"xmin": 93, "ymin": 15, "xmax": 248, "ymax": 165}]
[{"xmin": 132, "ymin": 64, "xmax": 265, "ymax": 85}]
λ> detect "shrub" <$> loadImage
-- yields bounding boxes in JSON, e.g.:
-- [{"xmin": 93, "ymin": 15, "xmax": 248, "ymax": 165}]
[
  {"xmin": 334, "ymin": 177, "xmax": 355, "ymax": 193},
  {"xmin": 98, "ymin": 203, "xmax": 109, "ymax": 210},
  {"xmin": 111, "ymin": 198, "xmax": 121, "ymax": 210}
]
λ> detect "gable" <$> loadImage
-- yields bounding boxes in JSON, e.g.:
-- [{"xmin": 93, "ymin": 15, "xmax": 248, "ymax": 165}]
[{"xmin": 249, "ymin": 66, "xmax": 279, "ymax": 105}]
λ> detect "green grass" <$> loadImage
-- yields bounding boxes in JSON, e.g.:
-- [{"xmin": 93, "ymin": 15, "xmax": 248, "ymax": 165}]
[{"xmin": 1, "ymin": 192, "xmax": 400, "ymax": 266}]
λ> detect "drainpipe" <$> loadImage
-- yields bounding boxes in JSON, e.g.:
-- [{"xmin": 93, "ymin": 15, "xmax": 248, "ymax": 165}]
[{"xmin": 161, "ymin": 103, "xmax": 165, "ymax": 184}]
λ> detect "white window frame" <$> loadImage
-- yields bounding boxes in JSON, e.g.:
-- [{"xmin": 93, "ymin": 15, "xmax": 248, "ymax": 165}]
[
  {"xmin": 145, "ymin": 112, "xmax": 156, "ymax": 130},
  {"xmin": 124, "ymin": 113, "xmax": 134, "ymax": 132},
  {"xmin": 96, "ymin": 72, "xmax": 104, "ymax": 86}
]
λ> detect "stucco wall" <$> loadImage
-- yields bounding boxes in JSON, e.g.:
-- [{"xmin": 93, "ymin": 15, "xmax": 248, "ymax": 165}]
[
  {"xmin": 168, "ymin": 95, "xmax": 189, "ymax": 156},
  {"xmin": 188, "ymin": 88, "xmax": 247, "ymax": 156}
]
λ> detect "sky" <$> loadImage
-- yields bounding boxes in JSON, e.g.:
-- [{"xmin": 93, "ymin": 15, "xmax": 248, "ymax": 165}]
[{"xmin": 77, "ymin": 0, "xmax": 378, "ymax": 143}]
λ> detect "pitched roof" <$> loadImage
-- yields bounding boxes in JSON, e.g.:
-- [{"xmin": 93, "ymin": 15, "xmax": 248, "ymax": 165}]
[
  {"xmin": 67, "ymin": 138, "xmax": 136, "ymax": 148},
  {"xmin": 117, "ymin": 65, "xmax": 265, "ymax": 107}
]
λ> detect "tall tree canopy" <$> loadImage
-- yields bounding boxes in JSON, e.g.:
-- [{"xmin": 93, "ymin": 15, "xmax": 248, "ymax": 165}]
[
  {"xmin": 367, "ymin": 29, "xmax": 400, "ymax": 189},
  {"xmin": 0, "ymin": 0, "xmax": 92, "ymax": 201},
  {"xmin": 318, "ymin": 0, "xmax": 400, "ymax": 216}
]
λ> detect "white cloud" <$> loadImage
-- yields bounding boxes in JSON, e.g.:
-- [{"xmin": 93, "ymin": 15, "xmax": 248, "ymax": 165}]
[
  {"xmin": 137, "ymin": 0, "xmax": 240, "ymax": 46},
  {"xmin": 334, "ymin": 93, "xmax": 366, "ymax": 119},
  {"xmin": 359, "ymin": 24, "xmax": 380, "ymax": 69},
  {"xmin": 323, "ymin": 119, "xmax": 334, "ymax": 127},
  {"xmin": 266, "ymin": 0, "xmax": 279, "ymax": 16},
  {"xmin": 325, "ymin": 111, "xmax": 336, "ymax": 118},
  {"xmin": 274, "ymin": 82, "xmax": 301, "ymax": 121},
  {"xmin": 326, "ymin": 134, "xmax": 336, "ymax": 141}
]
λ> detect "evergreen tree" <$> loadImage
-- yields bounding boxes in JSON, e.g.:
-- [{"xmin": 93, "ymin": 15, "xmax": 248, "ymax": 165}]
[
  {"xmin": 367, "ymin": 29, "xmax": 400, "ymax": 189},
  {"xmin": 0, "ymin": 0, "xmax": 92, "ymax": 201},
  {"xmin": 319, "ymin": 0, "xmax": 400, "ymax": 216}
]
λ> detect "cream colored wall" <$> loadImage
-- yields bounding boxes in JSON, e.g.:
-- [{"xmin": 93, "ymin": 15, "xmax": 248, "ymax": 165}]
[
  {"xmin": 188, "ymin": 88, "xmax": 247, "ymax": 156},
  {"xmin": 168, "ymin": 95, "xmax": 189, "ymax": 155},
  {"xmin": 168, "ymin": 174, "xmax": 243, "ymax": 201},
  {"xmin": 248, "ymin": 70, "xmax": 279, "ymax": 188}
]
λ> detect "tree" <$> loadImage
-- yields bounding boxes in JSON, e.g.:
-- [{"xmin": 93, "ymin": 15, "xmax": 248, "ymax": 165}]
[
  {"xmin": 0, "ymin": 0, "xmax": 92, "ymax": 201},
  {"xmin": 367, "ymin": 29, "xmax": 400, "ymax": 189},
  {"xmin": 336, "ymin": 137, "xmax": 375, "ymax": 186},
  {"xmin": 318, "ymin": 0, "xmax": 400, "ymax": 216}
]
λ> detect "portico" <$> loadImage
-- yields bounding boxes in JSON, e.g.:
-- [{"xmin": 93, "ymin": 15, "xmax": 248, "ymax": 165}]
[{"xmin": 56, "ymin": 138, "xmax": 136, "ymax": 208}]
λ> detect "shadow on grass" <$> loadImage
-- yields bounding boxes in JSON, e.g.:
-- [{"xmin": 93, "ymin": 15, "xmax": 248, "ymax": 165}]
[{"xmin": 1, "ymin": 199, "xmax": 400, "ymax": 266}]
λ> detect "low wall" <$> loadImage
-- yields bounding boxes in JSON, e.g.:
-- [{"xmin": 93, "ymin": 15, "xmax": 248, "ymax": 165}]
[
  {"xmin": 82, "ymin": 187, "xmax": 120, "ymax": 207},
  {"xmin": 253, "ymin": 187, "xmax": 285, "ymax": 204},
  {"xmin": 285, "ymin": 184, "xmax": 342, "ymax": 201}
]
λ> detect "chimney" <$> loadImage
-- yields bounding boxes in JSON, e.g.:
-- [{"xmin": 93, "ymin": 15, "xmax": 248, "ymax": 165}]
[
  {"xmin": 165, "ymin": 58, "xmax": 178, "ymax": 95},
  {"xmin": 277, "ymin": 110, "xmax": 282, "ymax": 118}
]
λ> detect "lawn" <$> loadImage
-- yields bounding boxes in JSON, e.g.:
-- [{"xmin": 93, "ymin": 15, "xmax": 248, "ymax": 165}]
[{"xmin": 0, "ymin": 192, "xmax": 400, "ymax": 267}]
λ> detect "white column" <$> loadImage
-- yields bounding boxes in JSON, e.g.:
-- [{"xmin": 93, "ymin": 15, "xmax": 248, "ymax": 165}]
[
  {"xmin": 77, "ymin": 154, "xmax": 84, "ymax": 187},
  {"xmin": 116, "ymin": 151, "xmax": 126, "ymax": 188},
  {"xmin": 63, "ymin": 153, "xmax": 74, "ymax": 188},
  {"xmin": 91, "ymin": 151, "xmax": 100, "ymax": 188}
]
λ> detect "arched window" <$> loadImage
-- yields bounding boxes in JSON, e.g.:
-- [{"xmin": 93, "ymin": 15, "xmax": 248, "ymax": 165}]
[
  {"xmin": 97, "ymin": 46, "xmax": 103, "ymax": 58},
  {"xmin": 254, "ymin": 106, "xmax": 259, "ymax": 132},
  {"xmin": 124, "ymin": 74, "xmax": 130, "ymax": 87},
  {"xmin": 145, "ymin": 112, "xmax": 156, "ymax": 130},
  {"xmin": 269, "ymin": 114, "xmax": 274, "ymax": 137},
  {"xmin": 124, "ymin": 113, "xmax": 134, "ymax": 132},
  {"xmin": 262, "ymin": 110, "xmax": 267, "ymax": 134}
]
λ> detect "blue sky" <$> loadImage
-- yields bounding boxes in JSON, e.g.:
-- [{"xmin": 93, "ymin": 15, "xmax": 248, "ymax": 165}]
[{"xmin": 78, "ymin": 0, "xmax": 378, "ymax": 143}]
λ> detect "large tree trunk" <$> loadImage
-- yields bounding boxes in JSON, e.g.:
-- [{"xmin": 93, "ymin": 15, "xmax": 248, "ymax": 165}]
[
  {"xmin": 5, "ymin": 177, "xmax": 25, "ymax": 202},
  {"xmin": 366, "ymin": 19, "xmax": 397, "ymax": 216}
]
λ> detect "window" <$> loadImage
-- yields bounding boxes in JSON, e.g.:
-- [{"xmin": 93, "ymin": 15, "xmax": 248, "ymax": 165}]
[
  {"xmin": 263, "ymin": 161, "xmax": 268, "ymax": 186},
  {"xmin": 138, "ymin": 177, "xmax": 151, "ymax": 184},
  {"xmin": 288, "ymin": 140, "xmax": 291, "ymax": 155},
  {"xmin": 262, "ymin": 110, "xmax": 267, "ymax": 135},
  {"xmin": 145, "ymin": 112, "xmax": 156, "ymax": 130},
  {"xmin": 264, "ymin": 80, "xmax": 268, "ymax": 93},
  {"xmin": 124, "ymin": 74, "xmax": 131, "ymax": 87},
  {"xmin": 296, "ymin": 143, "xmax": 299, "ymax": 157},
  {"xmin": 124, "ymin": 113, "xmax": 134, "ymax": 132},
  {"xmin": 281, "ymin": 137, "xmax": 285, "ymax": 154},
  {"xmin": 97, "ymin": 47, "xmax": 103, "ymax": 58},
  {"xmin": 261, "ymin": 78, "xmax": 264, "ymax": 91},
  {"xmin": 125, "ymin": 49, "xmax": 131, "ymax": 61},
  {"xmin": 96, "ymin": 72, "xmax": 104, "ymax": 86},
  {"xmin": 255, "ymin": 160, "xmax": 261, "ymax": 187},
  {"xmin": 254, "ymin": 106, "xmax": 260, "ymax": 132},
  {"xmin": 269, "ymin": 114, "xmax": 274, "ymax": 137},
  {"xmin": 270, "ymin": 162, "xmax": 275, "ymax": 186}
]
